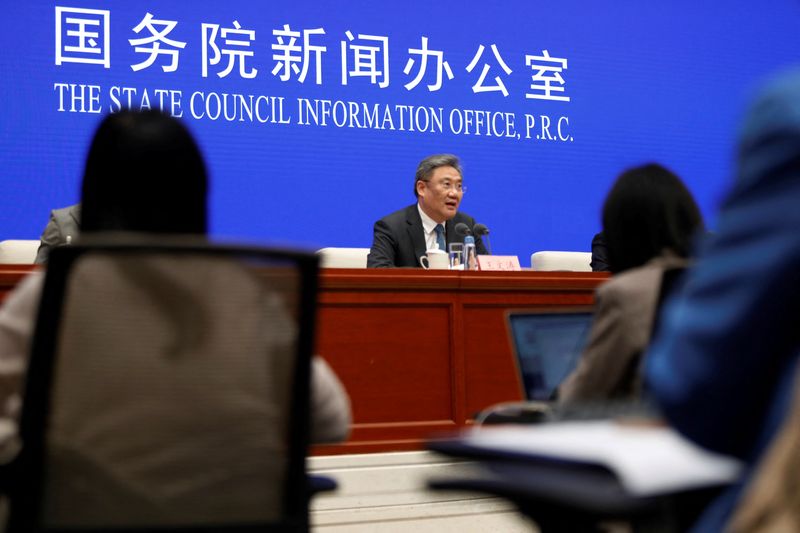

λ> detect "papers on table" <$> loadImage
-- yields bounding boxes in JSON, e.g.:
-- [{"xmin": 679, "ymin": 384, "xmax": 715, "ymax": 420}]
[{"xmin": 461, "ymin": 420, "xmax": 743, "ymax": 496}]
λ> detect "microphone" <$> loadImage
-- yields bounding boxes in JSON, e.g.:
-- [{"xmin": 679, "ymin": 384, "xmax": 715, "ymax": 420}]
[
  {"xmin": 473, "ymin": 223, "xmax": 489, "ymax": 236},
  {"xmin": 454, "ymin": 222, "xmax": 476, "ymax": 269},
  {"xmin": 472, "ymin": 223, "xmax": 492, "ymax": 255},
  {"xmin": 454, "ymin": 222, "xmax": 472, "ymax": 236}
]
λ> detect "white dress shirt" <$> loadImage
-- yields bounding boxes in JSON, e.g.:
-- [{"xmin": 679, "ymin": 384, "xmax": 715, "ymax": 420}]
[{"xmin": 417, "ymin": 204, "xmax": 446, "ymax": 251}]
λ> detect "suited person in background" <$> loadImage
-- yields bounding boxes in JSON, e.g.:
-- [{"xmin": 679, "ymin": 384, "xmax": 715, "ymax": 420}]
[
  {"xmin": 2, "ymin": 109, "xmax": 350, "ymax": 445},
  {"xmin": 590, "ymin": 232, "xmax": 609, "ymax": 272},
  {"xmin": 367, "ymin": 154, "xmax": 487, "ymax": 268},
  {"xmin": 34, "ymin": 203, "xmax": 81, "ymax": 264}
]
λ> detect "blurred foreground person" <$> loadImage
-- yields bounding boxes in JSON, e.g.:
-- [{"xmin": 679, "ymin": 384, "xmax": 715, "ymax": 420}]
[{"xmin": 646, "ymin": 70, "xmax": 800, "ymax": 531}]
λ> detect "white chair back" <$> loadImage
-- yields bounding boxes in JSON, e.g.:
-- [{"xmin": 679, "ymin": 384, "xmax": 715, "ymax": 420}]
[
  {"xmin": 0, "ymin": 240, "xmax": 40, "ymax": 264},
  {"xmin": 531, "ymin": 251, "xmax": 592, "ymax": 272},
  {"xmin": 316, "ymin": 247, "xmax": 370, "ymax": 268}
]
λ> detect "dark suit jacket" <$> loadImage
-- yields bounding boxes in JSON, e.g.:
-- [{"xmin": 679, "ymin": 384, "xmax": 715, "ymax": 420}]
[
  {"xmin": 35, "ymin": 204, "xmax": 81, "ymax": 264},
  {"xmin": 367, "ymin": 204, "xmax": 487, "ymax": 268},
  {"xmin": 590, "ymin": 232, "xmax": 610, "ymax": 272}
]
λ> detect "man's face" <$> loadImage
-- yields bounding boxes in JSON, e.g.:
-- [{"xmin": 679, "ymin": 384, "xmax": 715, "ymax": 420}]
[{"xmin": 416, "ymin": 165, "xmax": 463, "ymax": 223}]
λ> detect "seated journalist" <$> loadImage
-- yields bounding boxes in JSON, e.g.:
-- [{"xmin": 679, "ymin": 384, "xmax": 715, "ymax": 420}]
[
  {"xmin": 34, "ymin": 203, "xmax": 81, "ymax": 264},
  {"xmin": 558, "ymin": 163, "xmax": 704, "ymax": 404},
  {"xmin": 367, "ymin": 153, "xmax": 487, "ymax": 268},
  {"xmin": 0, "ymin": 109, "xmax": 350, "ymax": 445}
]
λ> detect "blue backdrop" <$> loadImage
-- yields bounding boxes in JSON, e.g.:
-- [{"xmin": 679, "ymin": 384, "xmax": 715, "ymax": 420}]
[{"xmin": 2, "ymin": 1, "xmax": 799, "ymax": 264}]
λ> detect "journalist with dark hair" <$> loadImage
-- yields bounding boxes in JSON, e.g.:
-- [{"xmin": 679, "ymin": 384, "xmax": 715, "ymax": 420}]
[
  {"xmin": 80, "ymin": 110, "xmax": 208, "ymax": 234},
  {"xmin": 0, "ymin": 109, "xmax": 350, "ymax": 444},
  {"xmin": 558, "ymin": 163, "xmax": 704, "ymax": 402},
  {"xmin": 367, "ymin": 153, "xmax": 487, "ymax": 268},
  {"xmin": 602, "ymin": 164, "xmax": 703, "ymax": 275}
]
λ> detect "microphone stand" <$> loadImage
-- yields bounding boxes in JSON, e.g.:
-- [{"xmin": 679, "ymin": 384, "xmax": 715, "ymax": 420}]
[{"xmin": 483, "ymin": 235, "xmax": 492, "ymax": 255}]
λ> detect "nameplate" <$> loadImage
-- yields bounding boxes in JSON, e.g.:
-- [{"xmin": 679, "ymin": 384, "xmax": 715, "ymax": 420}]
[{"xmin": 477, "ymin": 255, "xmax": 521, "ymax": 271}]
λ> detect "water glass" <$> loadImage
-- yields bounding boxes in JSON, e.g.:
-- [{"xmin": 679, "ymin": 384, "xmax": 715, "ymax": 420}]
[{"xmin": 448, "ymin": 242, "xmax": 464, "ymax": 269}]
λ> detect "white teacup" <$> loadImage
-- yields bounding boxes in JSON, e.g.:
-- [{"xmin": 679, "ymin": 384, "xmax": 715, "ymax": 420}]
[{"xmin": 419, "ymin": 249, "xmax": 449, "ymax": 270}]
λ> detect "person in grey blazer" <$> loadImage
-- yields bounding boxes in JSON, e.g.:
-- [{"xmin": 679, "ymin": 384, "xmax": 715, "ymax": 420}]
[
  {"xmin": 367, "ymin": 154, "xmax": 487, "ymax": 268},
  {"xmin": 558, "ymin": 163, "xmax": 704, "ymax": 403},
  {"xmin": 34, "ymin": 203, "xmax": 81, "ymax": 264}
]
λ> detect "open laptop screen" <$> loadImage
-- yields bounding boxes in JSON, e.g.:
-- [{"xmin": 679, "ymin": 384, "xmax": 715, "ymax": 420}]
[{"xmin": 507, "ymin": 310, "xmax": 593, "ymax": 401}]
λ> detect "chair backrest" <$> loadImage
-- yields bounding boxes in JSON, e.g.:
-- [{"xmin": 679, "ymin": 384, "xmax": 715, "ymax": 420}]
[
  {"xmin": 8, "ymin": 237, "xmax": 319, "ymax": 532},
  {"xmin": 647, "ymin": 266, "xmax": 688, "ymax": 349},
  {"xmin": 316, "ymin": 247, "xmax": 370, "ymax": 268},
  {"xmin": 0, "ymin": 240, "xmax": 40, "ymax": 264},
  {"xmin": 530, "ymin": 251, "xmax": 592, "ymax": 271}
]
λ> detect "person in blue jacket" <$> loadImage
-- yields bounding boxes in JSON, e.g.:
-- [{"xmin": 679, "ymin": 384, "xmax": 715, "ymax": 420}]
[{"xmin": 645, "ymin": 69, "xmax": 800, "ymax": 531}]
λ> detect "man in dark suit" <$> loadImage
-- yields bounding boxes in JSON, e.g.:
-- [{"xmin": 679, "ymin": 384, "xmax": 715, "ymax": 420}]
[
  {"xmin": 367, "ymin": 154, "xmax": 487, "ymax": 268},
  {"xmin": 34, "ymin": 203, "xmax": 81, "ymax": 264}
]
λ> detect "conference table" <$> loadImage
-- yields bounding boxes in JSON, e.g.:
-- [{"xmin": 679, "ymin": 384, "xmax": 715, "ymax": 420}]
[
  {"xmin": 314, "ymin": 268, "xmax": 606, "ymax": 454},
  {"xmin": 0, "ymin": 264, "xmax": 607, "ymax": 455}
]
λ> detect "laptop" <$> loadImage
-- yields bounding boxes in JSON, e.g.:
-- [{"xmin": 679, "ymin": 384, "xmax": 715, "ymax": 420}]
[{"xmin": 506, "ymin": 309, "xmax": 593, "ymax": 402}]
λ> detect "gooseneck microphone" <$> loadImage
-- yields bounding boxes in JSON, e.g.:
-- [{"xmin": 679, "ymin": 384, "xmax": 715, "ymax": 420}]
[
  {"xmin": 454, "ymin": 223, "xmax": 476, "ymax": 269},
  {"xmin": 454, "ymin": 222, "xmax": 472, "ymax": 236},
  {"xmin": 473, "ymin": 223, "xmax": 492, "ymax": 255},
  {"xmin": 454, "ymin": 222, "xmax": 492, "ymax": 264}
]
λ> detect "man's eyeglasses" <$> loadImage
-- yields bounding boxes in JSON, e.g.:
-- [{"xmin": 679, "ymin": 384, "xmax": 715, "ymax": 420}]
[{"xmin": 421, "ymin": 179, "xmax": 467, "ymax": 194}]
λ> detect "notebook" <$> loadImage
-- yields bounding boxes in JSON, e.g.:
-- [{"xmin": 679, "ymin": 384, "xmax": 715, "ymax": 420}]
[{"xmin": 507, "ymin": 309, "xmax": 593, "ymax": 401}]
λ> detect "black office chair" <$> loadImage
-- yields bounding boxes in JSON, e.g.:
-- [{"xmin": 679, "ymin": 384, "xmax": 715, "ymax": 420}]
[
  {"xmin": 646, "ymin": 266, "xmax": 686, "ymax": 347},
  {"xmin": 3, "ymin": 237, "xmax": 321, "ymax": 532}
]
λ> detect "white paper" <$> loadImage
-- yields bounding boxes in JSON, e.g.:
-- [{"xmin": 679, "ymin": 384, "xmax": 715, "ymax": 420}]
[{"xmin": 462, "ymin": 421, "xmax": 742, "ymax": 496}]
